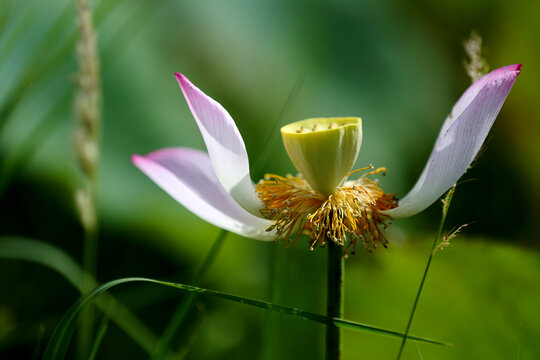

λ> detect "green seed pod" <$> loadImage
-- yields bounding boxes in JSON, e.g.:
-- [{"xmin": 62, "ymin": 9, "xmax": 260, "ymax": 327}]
[{"xmin": 281, "ymin": 117, "xmax": 362, "ymax": 197}]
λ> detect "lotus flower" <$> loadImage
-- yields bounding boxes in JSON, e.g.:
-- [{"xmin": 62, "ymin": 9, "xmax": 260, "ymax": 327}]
[{"xmin": 132, "ymin": 64, "xmax": 521, "ymax": 251}]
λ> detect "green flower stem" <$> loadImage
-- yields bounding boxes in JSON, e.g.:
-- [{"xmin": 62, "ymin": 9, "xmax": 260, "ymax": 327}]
[
  {"xmin": 326, "ymin": 240, "xmax": 344, "ymax": 360},
  {"xmin": 396, "ymin": 185, "xmax": 456, "ymax": 359}
]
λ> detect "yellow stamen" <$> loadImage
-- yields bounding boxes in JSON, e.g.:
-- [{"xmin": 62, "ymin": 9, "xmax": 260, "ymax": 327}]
[
  {"xmin": 257, "ymin": 174, "xmax": 326, "ymax": 245},
  {"xmin": 256, "ymin": 168, "xmax": 398, "ymax": 253},
  {"xmin": 345, "ymin": 164, "xmax": 374, "ymax": 177}
]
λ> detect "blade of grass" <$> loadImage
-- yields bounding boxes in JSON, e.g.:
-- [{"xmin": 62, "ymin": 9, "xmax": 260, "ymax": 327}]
[
  {"xmin": 0, "ymin": 237, "xmax": 158, "ymax": 354},
  {"xmin": 0, "ymin": 0, "xmax": 38, "ymax": 64},
  {"xmin": 152, "ymin": 230, "xmax": 227, "ymax": 359},
  {"xmin": 173, "ymin": 302, "xmax": 206, "ymax": 360},
  {"xmin": 396, "ymin": 184, "xmax": 456, "ymax": 359},
  {"xmin": 0, "ymin": 86, "xmax": 70, "ymax": 195},
  {"xmin": 43, "ymin": 276, "xmax": 452, "ymax": 360},
  {"xmin": 0, "ymin": 0, "xmax": 151, "ymax": 197},
  {"xmin": 251, "ymin": 71, "xmax": 306, "ymax": 178},
  {"xmin": 32, "ymin": 324, "xmax": 46, "ymax": 360},
  {"xmin": 415, "ymin": 341, "xmax": 423, "ymax": 360},
  {"xmin": 100, "ymin": 0, "xmax": 161, "ymax": 70},
  {"xmin": 25, "ymin": 0, "xmax": 75, "ymax": 65},
  {"xmin": 516, "ymin": 322, "xmax": 522, "ymax": 360},
  {"xmin": 0, "ymin": 0, "xmax": 12, "ymax": 40},
  {"xmin": 88, "ymin": 315, "xmax": 109, "ymax": 360},
  {"xmin": 0, "ymin": 0, "xmax": 122, "ymax": 134}
]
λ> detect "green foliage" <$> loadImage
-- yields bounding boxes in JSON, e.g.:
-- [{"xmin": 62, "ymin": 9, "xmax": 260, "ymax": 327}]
[
  {"xmin": 0, "ymin": 237, "xmax": 158, "ymax": 354},
  {"xmin": 43, "ymin": 277, "xmax": 449, "ymax": 359}
]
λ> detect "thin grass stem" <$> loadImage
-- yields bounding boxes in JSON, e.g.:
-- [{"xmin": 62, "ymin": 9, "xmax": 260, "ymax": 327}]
[
  {"xmin": 31, "ymin": 324, "xmax": 45, "ymax": 360},
  {"xmin": 0, "ymin": 0, "xmax": 38, "ymax": 64},
  {"xmin": 0, "ymin": 0, "xmax": 12, "ymax": 39},
  {"xmin": 415, "ymin": 341, "xmax": 423, "ymax": 360},
  {"xmin": 257, "ymin": 74, "xmax": 305, "ymax": 359},
  {"xmin": 88, "ymin": 315, "xmax": 109, "ymax": 360},
  {"xmin": 174, "ymin": 303, "xmax": 206, "ymax": 359},
  {"xmin": 396, "ymin": 184, "xmax": 456, "ymax": 359},
  {"xmin": 251, "ymin": 71, "xmax": 305, "ymax": 178},
  {"xmin": 152, "ymin": 230, "xmax": 228, "ymax": 359},
  {"xmin": 516, "ymin": 322, "xmax": 523, "ymax": 360}
]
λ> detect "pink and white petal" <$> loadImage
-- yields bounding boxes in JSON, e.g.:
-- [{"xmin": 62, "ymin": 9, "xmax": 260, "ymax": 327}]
[
  {"xmin": 440, "ymin": 64, "xmax": 522, "ymax": 135},
  {"xmin": 175, "ymin": 73, "xmax": 262, "ymax": 216},
  {"xmin": 132, "ymin": 148, "xmax": 275, "ymax": 241},
  {"xmin": 386, "ymin": 64, "xmax": 521, "ymax": 219}
]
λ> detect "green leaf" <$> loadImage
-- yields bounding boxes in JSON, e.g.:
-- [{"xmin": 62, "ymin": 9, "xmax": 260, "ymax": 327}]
[
  {"xmin": 0, "ymin": 237, "xmax": 158, "ymax": 354},
  {"xmin": 44, "ymin": 277, "xmax": 452, "ymax": 360}
]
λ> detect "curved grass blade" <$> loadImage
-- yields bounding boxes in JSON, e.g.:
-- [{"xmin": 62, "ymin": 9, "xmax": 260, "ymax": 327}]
[
  {"xmin": 44, "ymin": 277, "xmax": 452, "ymax": 360},
  {"xmin": 0, "ymin": 237, "xmax": 158, "ymax": 354}
]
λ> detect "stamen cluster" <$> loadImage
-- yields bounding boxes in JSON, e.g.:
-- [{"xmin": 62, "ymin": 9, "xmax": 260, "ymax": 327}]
[
  {"xmin": 256, "ymin": 168, "xmax": 398, "ymax": 253},
  {"xmin": 257, "ymin": 174, "xmax": 326, "ymax": 244}
]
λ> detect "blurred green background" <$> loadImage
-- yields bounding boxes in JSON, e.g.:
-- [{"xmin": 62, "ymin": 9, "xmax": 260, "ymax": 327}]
[{"xmin": 1, "ymin": 0, "xmax": 539, "ymax": 359}]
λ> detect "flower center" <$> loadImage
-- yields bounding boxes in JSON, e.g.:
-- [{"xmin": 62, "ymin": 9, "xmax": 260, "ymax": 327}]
[
  {"xmin": 281, "ymin": 117, "xmax": 362, "ymax": 196},
  {"xmin": 256, "ymin": 167, "xmax": 398, "ymax": 253}
]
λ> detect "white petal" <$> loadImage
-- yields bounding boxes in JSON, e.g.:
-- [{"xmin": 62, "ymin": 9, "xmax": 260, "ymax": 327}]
[
  {"xmin": 175, "ymin": 73, "xmax": 263, "ymax": 216},
  {"xmin": 386, "ymin": 64, "xmax": 521, "ymax": 219},
  {"xmin": 132, "ymin": 148, "xmax": 275, "ymax": 240}
]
